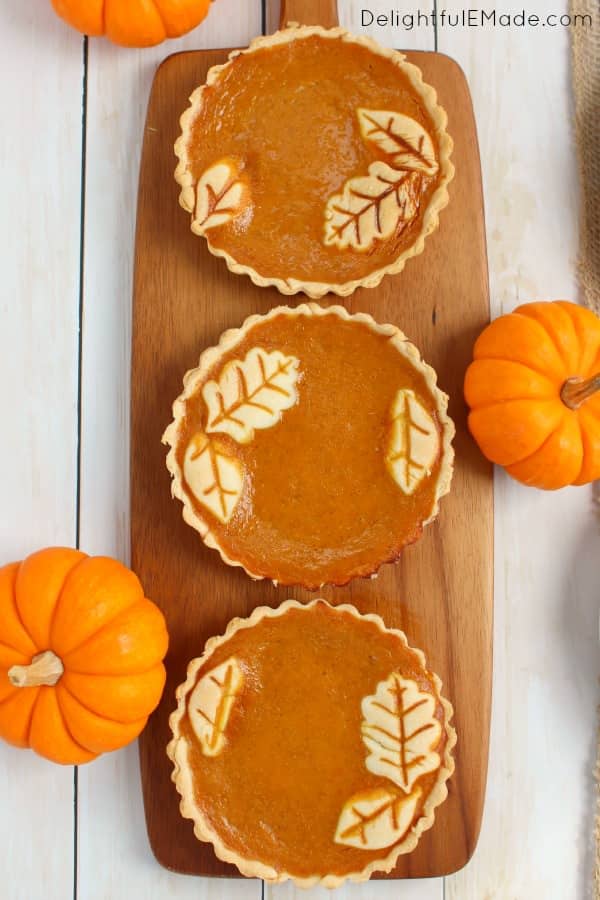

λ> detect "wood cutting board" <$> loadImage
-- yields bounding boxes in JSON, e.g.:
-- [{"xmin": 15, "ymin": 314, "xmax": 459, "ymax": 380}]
[{"xmin": 132, "ymin": 0, "xmax": 493, "ymax": 879}]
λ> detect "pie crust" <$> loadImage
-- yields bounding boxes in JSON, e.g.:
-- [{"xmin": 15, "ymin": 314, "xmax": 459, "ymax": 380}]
[
  {"xmin": 167, "ymin": 598, "xmax": 456, "ymax": 886},
  {"xmin": 174, "ymin": 24, "xmax": 454, "ymax": 298},
  {"xmin": 162, "ymin": 303, "xmax": 455, "ymax": 588}
]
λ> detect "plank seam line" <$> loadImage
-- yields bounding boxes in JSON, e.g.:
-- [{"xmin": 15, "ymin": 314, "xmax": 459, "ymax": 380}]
[{"xmin": 73, "ymin": 32, "xmax": 89, "ymax": 900}]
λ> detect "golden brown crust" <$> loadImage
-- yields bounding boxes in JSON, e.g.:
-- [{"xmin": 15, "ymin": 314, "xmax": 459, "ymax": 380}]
[
  {"xmin": 162, "ymin": 303, "xmax": 455, "ymax": 587},
  {"xmin": 167, "ymin": 598, "xmax": 456, "ymax": 886},
  {"xmin": 174, "ymin": 24, "xmax": 454, "ymax": 298}
]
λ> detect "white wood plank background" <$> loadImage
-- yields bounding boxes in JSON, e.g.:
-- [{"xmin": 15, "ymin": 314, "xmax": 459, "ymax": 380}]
[
  {"xmin": 0, "ymin": 0, "xmax": 597, "ymax": 898},
  {"xmin": 0, "ymin": 1, "xmax": 83, "ymax": 898}
]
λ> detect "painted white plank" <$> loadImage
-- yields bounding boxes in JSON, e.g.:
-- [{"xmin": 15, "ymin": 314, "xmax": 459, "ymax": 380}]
[
  {"xmin": 76, "ymin": 4, "xmax": 263, "ymax": 899},
  {"xmin": 448, "ymin": 477, "xmax": 598, "ymax": 900},
  {"xmin": 267, "ymin": 880, "xmax": 442, "ymax": 900},
  {"xmin": 0, "ymin": 5, "xmax": 82, "ymax": 562},
  {"xmin": 0, "ymin": 1, "xmax": 84, "ymax": 898},
  {"xmin": 438, "ymin": 3, "xmax": 598, "ymax": 899}
]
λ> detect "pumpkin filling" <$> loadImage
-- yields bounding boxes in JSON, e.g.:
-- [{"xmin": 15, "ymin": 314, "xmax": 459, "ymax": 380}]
[
  {"xmin": 173, "ymin": 310, "xmax": 449, "ymax": 587},
  {"xmin": 176, "ymin": 602, "xmax": 450, "ymax": 879},
  {"xmin": 181, "ymin": 32, "xmax": 446, "ymax": 286}
]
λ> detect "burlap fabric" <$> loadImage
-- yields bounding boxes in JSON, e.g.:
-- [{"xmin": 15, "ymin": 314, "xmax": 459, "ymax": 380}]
[{"xmin": 570, "ymin": 0, "xmax": 599, "ymax": 314}]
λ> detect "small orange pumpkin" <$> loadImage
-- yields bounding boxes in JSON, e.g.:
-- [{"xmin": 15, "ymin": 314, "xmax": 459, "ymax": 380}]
[
  {"xmin": 464, "ymin": 301, "xmax": 600, "ymax": 490},
  {"xmin": 51, "ymin": 0, "xmax": 212, "ymax": 48},
  {"xmin": 0, "ymin": 548, "xmax": 168, "ymax": 764}
]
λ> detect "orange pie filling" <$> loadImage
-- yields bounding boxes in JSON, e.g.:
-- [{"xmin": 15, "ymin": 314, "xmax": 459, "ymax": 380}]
[
  {"xmin": 169, "ymin": 601, "xmax": 455, "ymax": 883},
  {"xmin": 176, "ymin": 28, "xmax": 452, "ymax": 293},
  {"xmin": 166, "ymin": 307, "xmax": 454, "ymax": 588}
]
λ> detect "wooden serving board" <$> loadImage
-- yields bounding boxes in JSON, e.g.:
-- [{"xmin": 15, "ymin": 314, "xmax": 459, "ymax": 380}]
[{"xmin": 132, "ymin": 0, "xmax": 492, "ymax": 880}]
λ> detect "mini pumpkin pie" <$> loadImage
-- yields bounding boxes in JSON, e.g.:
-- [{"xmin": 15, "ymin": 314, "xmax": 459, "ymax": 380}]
[
  {"xmin": 163, "ymin": 304, "xmax": 454, "ymax": 588},
  {"xmin": 175, "ymin": 24, "xmax": 453, "ymax": 297},
  {"xmin": 168, "ymin": 599, "xmax": 455, "ymax": 886}
]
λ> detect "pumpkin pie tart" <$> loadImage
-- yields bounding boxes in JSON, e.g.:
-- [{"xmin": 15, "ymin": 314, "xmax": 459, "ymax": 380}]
[
  {"xmin": 168, "ymin": 599, "xmax": 456, "ymax": 886},
  {"xmin": 163, "ymin": 304, "xmax": 454, "ymax": 588},
  {"xmin": 175, "ymin": 24, "xmax": 453, "ymax": 297}
]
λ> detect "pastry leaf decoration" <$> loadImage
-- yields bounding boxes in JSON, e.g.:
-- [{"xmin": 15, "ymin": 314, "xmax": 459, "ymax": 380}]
[
  {"xmin": 357, "ymin": 108, "xmax": 439, "ymax": 176},
  {"xmin": 324, "ymin": 162, "xmax": 420, "ymax": 251},
  {"xmin": 188, "ymin": 658, "xmax": 244, "ymax": 757},
  {"xmin": 183, "ymin": 432, "xmax": 244, "ymax": 523},
  {"xmin": 323, "ymin": 108, "xmax": 439, "ymax": 252},
  {"xmin": 333, "ymin": 672, "xmax": 442, "ymax": 851},
  {"xmin": 361, "ymin": 673, "xmax": 442, "ymax": 793},
  {"xmin": 385, "ymin": 389, "xmax": 440, "ymax": 495},
  {"xmin": 195, "ymin": 157, "xmax": 250, "ymax": 234},
  {"xmin": 203, "ymin": 347, "xmax": 300, "ymax": 444},
  {"xmin": 334, "ymin": 786, "xmax": 422, "ymax": 850}
]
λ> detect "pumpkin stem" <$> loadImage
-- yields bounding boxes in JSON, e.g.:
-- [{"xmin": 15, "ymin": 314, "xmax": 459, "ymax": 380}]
[
  {"xmin": 561, "ymin": 373, "xmax": 600, "ymax": 410},
  {"xmin": 8, "ymin": 650, "xmax": 64, "ymax": 688}
]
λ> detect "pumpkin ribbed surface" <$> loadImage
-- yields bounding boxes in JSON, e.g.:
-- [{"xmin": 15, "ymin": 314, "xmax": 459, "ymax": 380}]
[
  {"xmin": 51, "ymin": 0, "xmax": 212, "ymax": 48},
  {"xmin": 464, "ymin": 301, "xmax": 600, "ymax": 489},
  {"xmin": 0, "ymin": 548, "xmax": 168, "ymax": 764}
]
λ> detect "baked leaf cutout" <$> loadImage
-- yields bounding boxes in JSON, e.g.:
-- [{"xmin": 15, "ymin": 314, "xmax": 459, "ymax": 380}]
[
  {"xmin": 324, "ymin": 162, "xmax": 420, "ymax": 251},
  {"xmin": 188, "ymin": 658, "xmax": 244, "ymax": 757},
  {"xmin": 203, "ymin": 347, "xmax": 300, "ymax": 444},
  {"xmin": 195, "ymin": 158, "xmax": 250, "ymax": 234},
  {"xmin": 358, "ymin": 109, "xmax": 439, "ymax": 176},
  {"xmin": 183, "ymin": 432, "xmax": 244, "ymax": 523},
  {"xmin": 361, "ymin": 673, "xmax": 442, "ymax": 793},
  {"xmin": 334, "ymin": 786, "xmax": 422, "ymax": 850},
  {"xmin": 385, "ymin": 389, "xmax": 440, "ymax": 495}
]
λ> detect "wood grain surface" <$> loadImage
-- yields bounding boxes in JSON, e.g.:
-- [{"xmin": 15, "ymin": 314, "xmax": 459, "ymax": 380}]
[
  {"xmin": 280, "ymin": 0, "xmax": 338, "ymax": 27},
  {"xmin": 131, "ymin": 8, "xmax": 493, "ymax": 879},
  {"xmin": 2, "ymin": 1, "xmax": 595, "ymax": 899}
]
